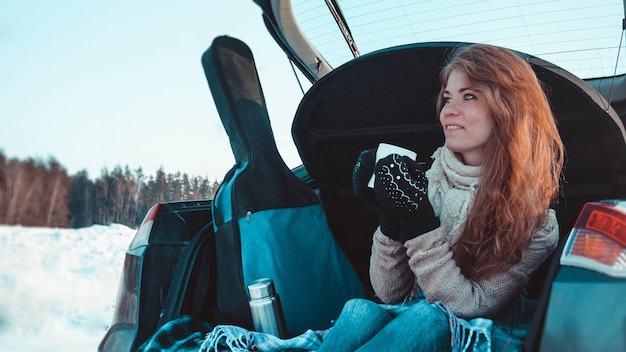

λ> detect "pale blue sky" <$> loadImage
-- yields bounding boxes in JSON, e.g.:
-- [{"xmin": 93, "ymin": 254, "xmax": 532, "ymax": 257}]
[
  {"xmin": 0, "ymin": 0, "xmax": 307, "ymax": 180},
  {"xmin": 2, "ymin": 1, "xmax": 624, "ymax": 181}
]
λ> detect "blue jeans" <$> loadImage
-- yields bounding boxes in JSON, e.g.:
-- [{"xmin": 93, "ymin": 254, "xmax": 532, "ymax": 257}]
[
  {"xmin": 316, "ymin": 298, "xmax": 451, "ymax": 352},
  {"xmin": 489, "ymin": 294, "xmax": 536, "ymax": 352},
  {"xmin": 196, "ymin": 296, "xmax": 532, "ymax": 351}
]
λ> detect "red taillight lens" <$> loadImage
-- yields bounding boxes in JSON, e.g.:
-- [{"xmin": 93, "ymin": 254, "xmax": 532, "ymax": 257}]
[
  {"xmin": 561, "ymin": 201, "xmax": 626, "ymax": 277},
  {"xmin": 100, "ymin": 204, "xmax": 160, "ymax": 351},
  {"xmin": 128, "ymin": 204, "xmax": 160, "ymax": 251}
]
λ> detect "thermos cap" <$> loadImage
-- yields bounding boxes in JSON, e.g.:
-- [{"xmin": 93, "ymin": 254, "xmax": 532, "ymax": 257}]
[{"xmin": 248, "ymin": 278, "xmax": 276, "ymax": 300}]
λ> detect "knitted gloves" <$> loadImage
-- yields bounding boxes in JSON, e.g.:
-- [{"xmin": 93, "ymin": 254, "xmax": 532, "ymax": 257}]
[
  {"xmin": 353, "ymin": 149, "xmax": 440, "ymax": 243},
  {"xmin": 353, "ymin": 149, "xmax": 402, "ymax": 239},
  {"xmin": 373, "ymin": 154, "xmax": 440, "ymax": 242}
]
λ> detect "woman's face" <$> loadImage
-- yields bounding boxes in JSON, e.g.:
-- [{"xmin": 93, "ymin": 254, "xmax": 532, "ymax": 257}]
[{"xmin": 440, "ymin": 68, "xmax": 495, "ymax": 166}]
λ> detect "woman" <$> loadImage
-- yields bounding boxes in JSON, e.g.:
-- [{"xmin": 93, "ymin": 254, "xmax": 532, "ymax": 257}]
[{"xmin": 316, "ymin": 44, "xmax": 565, "ymax": 352}]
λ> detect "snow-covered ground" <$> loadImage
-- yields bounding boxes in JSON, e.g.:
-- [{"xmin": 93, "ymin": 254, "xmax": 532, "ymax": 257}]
[{"xmin": 0, "ymin": 224, "xmax": 136, "ymax": 351}]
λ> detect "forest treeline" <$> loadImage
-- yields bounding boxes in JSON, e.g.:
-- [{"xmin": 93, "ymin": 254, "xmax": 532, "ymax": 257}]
[{"xmin": 0, "ymin": 152, "xmax": 220, "ymax": 228}]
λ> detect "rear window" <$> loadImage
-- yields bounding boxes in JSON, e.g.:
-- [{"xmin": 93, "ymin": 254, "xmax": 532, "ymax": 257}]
[{"xmin": 293, "ymin": 0, "xmax": 625, "ymax": 79}]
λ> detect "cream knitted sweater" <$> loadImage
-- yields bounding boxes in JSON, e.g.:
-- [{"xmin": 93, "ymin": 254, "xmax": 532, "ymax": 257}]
[{"xmin": 369, "ymin": 146, "xmax": 559, "ymax": 319}]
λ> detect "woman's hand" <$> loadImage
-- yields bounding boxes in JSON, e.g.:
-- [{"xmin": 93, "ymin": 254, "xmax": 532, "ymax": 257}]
[
  {"xmin": 373, "ymin": 154, "xmax": 440, "ymax": 242},
  {"xmin": 352, "ymin": 149, "xmax": 402, "ymax": 240}
]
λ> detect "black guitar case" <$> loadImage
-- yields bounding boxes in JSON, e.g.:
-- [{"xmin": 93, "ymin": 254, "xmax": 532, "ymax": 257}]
[{"xmin": 201, "ymin": 35, "xmax": 364, "ymax": 336}]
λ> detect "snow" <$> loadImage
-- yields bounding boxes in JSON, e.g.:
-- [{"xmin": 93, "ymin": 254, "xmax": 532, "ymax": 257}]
[{"xmin": 0, "ymin": 224, "xmax": 137, "ymax": 351}]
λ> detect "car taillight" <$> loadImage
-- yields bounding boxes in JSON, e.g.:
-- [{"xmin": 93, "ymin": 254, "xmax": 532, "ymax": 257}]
[
  {"xmin": 561, "ymin": 200, "xmax": 626, "ymax": 277},
  {"xmin": 99, "ymin": 203, "xmax": 160, "ymax": 352},
  {"xmin": 128, "ymin": 204, "xmax": 160, "ymax": 251}
]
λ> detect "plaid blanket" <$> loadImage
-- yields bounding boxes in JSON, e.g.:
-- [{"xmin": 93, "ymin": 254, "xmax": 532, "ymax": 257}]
[{"xmin": 137, "ymin": 316, "xmax": 212, "ymax": 352}]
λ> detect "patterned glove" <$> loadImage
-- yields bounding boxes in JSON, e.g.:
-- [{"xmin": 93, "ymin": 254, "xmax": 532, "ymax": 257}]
[
  {"xmin": 352, "ymin": 149, "xmax": 402, "ymax": 240},
  {"xmin": 373, "ymin": 154, "xmax": 440, "ymax": 242}
]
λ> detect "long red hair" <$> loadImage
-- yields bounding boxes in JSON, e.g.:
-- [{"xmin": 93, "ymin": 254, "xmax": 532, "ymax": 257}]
[{"xmin": 436, "ymin": 44, "xmax": 564, "ymax": 281}]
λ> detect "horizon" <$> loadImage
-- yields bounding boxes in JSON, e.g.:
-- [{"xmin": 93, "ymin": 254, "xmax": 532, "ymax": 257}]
[{"xmin": 0, "ymin": 147, "xmax": 226, "ymax": 180}]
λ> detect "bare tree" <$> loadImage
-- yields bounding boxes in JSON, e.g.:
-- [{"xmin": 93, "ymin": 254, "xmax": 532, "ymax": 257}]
[{"xmin": 0, "ymin": 152, "xmax": 6, "ymax": 221}]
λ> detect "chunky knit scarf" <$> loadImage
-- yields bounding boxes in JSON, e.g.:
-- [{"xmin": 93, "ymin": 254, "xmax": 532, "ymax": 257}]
[{"xmin": 425, "ymin": 147, "xmax": 481, "ymax": 242}]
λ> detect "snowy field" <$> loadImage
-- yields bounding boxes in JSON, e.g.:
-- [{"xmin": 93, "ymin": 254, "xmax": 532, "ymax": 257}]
[{"xmin": 0, "ymin": 224, "xmax": 136, "ymax": 351}]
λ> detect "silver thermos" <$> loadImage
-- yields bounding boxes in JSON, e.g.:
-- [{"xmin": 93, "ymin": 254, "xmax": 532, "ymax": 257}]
[{"xmin": 247, "ymin": 278, "xmax": 287, "ymax": 338}]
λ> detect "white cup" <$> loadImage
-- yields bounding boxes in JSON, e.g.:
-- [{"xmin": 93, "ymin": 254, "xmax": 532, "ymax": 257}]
[{"xmin": 367, "ymin": 143, "xmax": 417, "ymax": 188}]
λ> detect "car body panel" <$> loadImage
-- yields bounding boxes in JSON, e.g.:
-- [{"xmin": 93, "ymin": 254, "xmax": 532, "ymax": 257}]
[
  {"xmin": 540, "ymin": 267, "xmax": 626, "ymax": 351},
  {"xmin": 99, "ymin": 201, "xmax": 212, "ymax": 351}
]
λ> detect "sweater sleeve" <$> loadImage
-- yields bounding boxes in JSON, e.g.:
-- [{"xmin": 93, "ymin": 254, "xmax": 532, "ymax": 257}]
[
  {"xmin": 404, "ymin": 209, "xmax": 559, "ymax": 319},
  {"xmin": 369, "ymin": 227, "xmax": 416, "ymax": 303}
]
